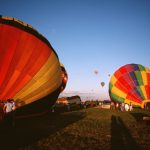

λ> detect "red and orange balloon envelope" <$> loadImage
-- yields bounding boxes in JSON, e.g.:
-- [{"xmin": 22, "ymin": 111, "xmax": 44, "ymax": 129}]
[
  {"xmin": 109, "ymin": 64, "xmax": 150, "ymax": 108},
  {"xmin": 0, "ymin": 16, "xmax": 62, "ymax": 109}
]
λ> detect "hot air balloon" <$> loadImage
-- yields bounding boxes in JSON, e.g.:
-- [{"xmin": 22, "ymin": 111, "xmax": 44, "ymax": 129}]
[
  {"xmin": 60, "ymin": 63, "xmax": 68, "ymax": 92},
  {"xmin": 101, "ymin": 82, "xmax": 105, "ymax": 87},
  {"xmin": 109, "ymin": 64, "xmax": 150, "ymax": 108},
  {"xmin": 0, "ymin": 16, "xmax": 62, "ymax": 117},
  {"xmin": 94, "ymin": 70, "xmax": 98, "ymax": 75}
]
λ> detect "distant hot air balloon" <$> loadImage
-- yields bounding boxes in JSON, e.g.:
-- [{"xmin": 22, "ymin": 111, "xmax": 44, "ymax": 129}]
[
  {"xmin": 101, "ymin": 82, "xmax": 105, "ymax": 87},
  {"xmin": 94, "ymin": 70, "xmax": 98, "ymax": 75},
  {"xmin": 109, "ymin": 64, "xmax": 150, "ymax": 108},
  {"xmin": 0, "ymin": 16, "xmax": 62, "ymax": 117},
  {"xmin": 60, "ymin": 63, "xmax": 68, "ymax": 92}
]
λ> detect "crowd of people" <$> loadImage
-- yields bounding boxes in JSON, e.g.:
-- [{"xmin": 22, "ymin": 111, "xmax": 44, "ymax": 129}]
[{"xmin": 110, "ymin": 101, "xmax": 133, "ymax": 111}]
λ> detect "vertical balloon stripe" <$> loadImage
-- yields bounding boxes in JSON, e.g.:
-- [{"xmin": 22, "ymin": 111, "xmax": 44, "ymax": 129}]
[
  {"xmin": 130, "ymin": 91, "xmax": 141, "ymax": 101},
  {"xmin": 1, "ymin": 34, "xmax": 36, "ymax": 99},
  {"xmin": 138, "ymin": 64, "xmax": 145, "ymax": 71},
  {"xmin": 109, "ymin": 82, "xmax": 113, "ymax": 91},
  {"xmin": 114, "ymin": 70, "xmax": 122, "ymax": 79},
  {"xmin": 129, "ymin": 72, "xmax": 139, "ymax": 86},
  {"xmin": 7, "ymin": 74, "xmax": 32, "ymax": 99},
  {"xmin": 118, "ymin": 76, "xmax": 132, "ymax": 90},
  {"xmin": 0, "ymin": 25, "xmax": 21, "ymax": 89},
  {"xmin": 126, "ymin": 93, "xmax": 141, "ymax": 103},
  {"xmin": 147, "ymin": 73, "xmax": 150, "ymax": 86},
  {"xmin": 122, "ymin": 73, "xmax": 135, "ymax": 87},
  {"xmin": 118, "ymin": 76, "xmax": 127, "ymax": 85},
  {"xmin": 0, "ymin": 41, "xmax": 17, "ymax": 87},
  {"xmin": 126, "ymin": 64, "xmax": 134, "ymax": 72},
  {"xmin": 145, "ymin": 67, "xmax": 150, "ymax": 72},
  {"xmin": 141, "ymin": 71, "xmax": 147, "ymax": 85},
  {"xmin": 119, "ymin": 66, "xmax": 128, "ymax": 74},
  {"xmin": 135, "ymin": 71, "xmax": 143, "ymax": 85},
  {"xmin": 133, "ymin": 87, "xmax": 143, "ymax": 100},
  {"xmin": 110, "ymin": 75, "xmax": 117, "ymax": 85},
  {"xmin": 0, "ymin": 30, "xmax": 23, "ymax": 98},
  {"xmin": 137, "ymin": 86, "xmax": 145, "ymax": 100},
  {"xmin": 132, "ymin": 64, "xmax": 140, "ymax": 71},
  {"xmin": 145, "ymin": 85, "xmax": 150, "ymax": 99},
  {"xmin": 1, "ymin": 70, "xmax": 21, "ymax": 99},
  {"xmin": 140, "ymin": 86, "xmax": 147, "ymax": 99}
]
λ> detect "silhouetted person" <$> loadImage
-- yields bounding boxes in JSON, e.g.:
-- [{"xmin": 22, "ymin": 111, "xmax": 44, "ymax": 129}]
[{"xmin": 3, "ymin": 99, "xmax": 16, "ymax": 127}]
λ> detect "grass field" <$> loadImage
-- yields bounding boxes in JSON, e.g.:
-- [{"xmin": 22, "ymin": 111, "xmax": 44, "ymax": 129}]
[{"xmin": 0, "ymin": 107, "xmax": 150, "ymax": 150}]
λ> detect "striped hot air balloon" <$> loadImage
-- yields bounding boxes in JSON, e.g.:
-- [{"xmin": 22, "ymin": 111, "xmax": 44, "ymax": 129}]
[
  {"xmin": 109, "ymin": 64, "xmax": 150, "ymax": 108},
  {"xmin": 60, "ymin": 63, "xmax": 68, "ymax": 92},
  {"xmin": 0, "ymin": 16, "xmax": 62, "ymax": 116}
]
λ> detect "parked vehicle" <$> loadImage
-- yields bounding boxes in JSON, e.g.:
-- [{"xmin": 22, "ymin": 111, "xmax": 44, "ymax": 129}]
[{"xmin": 101, "ymin": 101, "xmax": 111, "ymax": 109}]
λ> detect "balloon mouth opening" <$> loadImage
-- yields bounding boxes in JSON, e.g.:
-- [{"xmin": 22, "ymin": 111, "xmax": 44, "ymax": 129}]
[{"xmin": 140, "ymin": 100, "xmax": 150, "ymax": 108}]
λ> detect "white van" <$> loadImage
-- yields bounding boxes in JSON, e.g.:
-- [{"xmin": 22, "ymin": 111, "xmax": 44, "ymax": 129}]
[{"xmin": 101, "ymin": 101, "xmax": 111, "ymax": 109}]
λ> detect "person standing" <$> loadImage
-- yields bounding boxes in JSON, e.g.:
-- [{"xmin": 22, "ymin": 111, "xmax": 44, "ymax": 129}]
[
  {"xmin": 129, "ymin": 102, "xmax": 133, "ymax": 111},
  {"xmin": 110, "ymin": 101, "xmax": 115, "ymax": 110},
  {"xmin": 4, "ymin": 99, "xmax": 13, "ymax": 113},
  {"xmin": 121, "ymin": 103, "xmax": 125, "ymax": 111},
  {"xmin": 115, "ymin": 103, "xmax": 119, "ymax": 110},
  {"xmin": 125, "ymin": 103, "xmax": 129, "ymax": 111},
  {"xmin": 3, "ymin": 99, "xmax": 16, "ymax": 127}
]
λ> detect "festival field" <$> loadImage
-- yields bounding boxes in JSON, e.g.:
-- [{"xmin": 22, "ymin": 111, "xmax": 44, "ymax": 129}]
[{"xmin": 0, "ymin": 107, "xmax": 150, "ymax": 150}]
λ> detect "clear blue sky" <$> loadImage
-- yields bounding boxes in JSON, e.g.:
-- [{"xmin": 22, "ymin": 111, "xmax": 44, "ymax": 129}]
[{"xmin": 1, "ymin": 0, "xmax": 150, "ymax": 100}]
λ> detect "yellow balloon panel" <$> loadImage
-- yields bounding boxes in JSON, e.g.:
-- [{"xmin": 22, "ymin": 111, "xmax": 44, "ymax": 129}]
[{"xmin": 13, "ymin": 51, "xmax": 62, "ymax": 107}]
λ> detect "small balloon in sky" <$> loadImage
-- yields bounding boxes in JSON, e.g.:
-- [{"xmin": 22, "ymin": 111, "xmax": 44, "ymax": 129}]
[
  {"xmin": 101, "ymin": 82, "xmax": 105, "ymax": 87},
  {"xmin": 94, "ymin": 70, "xmax": 99, "ymax": 75}
]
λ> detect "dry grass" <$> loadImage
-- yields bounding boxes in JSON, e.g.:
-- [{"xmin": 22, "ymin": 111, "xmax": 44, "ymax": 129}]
[{"xmin": 0, "ymin": 108, "xmax": 150, "ymax": 150}]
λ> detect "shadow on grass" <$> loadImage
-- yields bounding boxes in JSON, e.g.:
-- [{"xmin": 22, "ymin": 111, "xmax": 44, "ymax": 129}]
[
  {"xmin": 130, "ymin": 112, "xmax": 150, "ymax": 125},
  {"xmin": 111, "ymin": 115, "xmax": 139, "ymax": 150},
  {"xmin": 0, "ymin": 111, "xmax": 85, "ymax": 150}
]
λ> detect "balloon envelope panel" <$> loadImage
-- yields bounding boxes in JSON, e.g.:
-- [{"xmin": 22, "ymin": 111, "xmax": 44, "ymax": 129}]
[
  {"xmin": 109, "ymin": 64, "xmax": 150, "ymax": 107},
  {"xmin": 60, "ymin": 63, "xmax": 68, "ymax": 92},
  {"xmin": 0, "ymin": 16, "xmax": 62, "ymax": 108}
]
